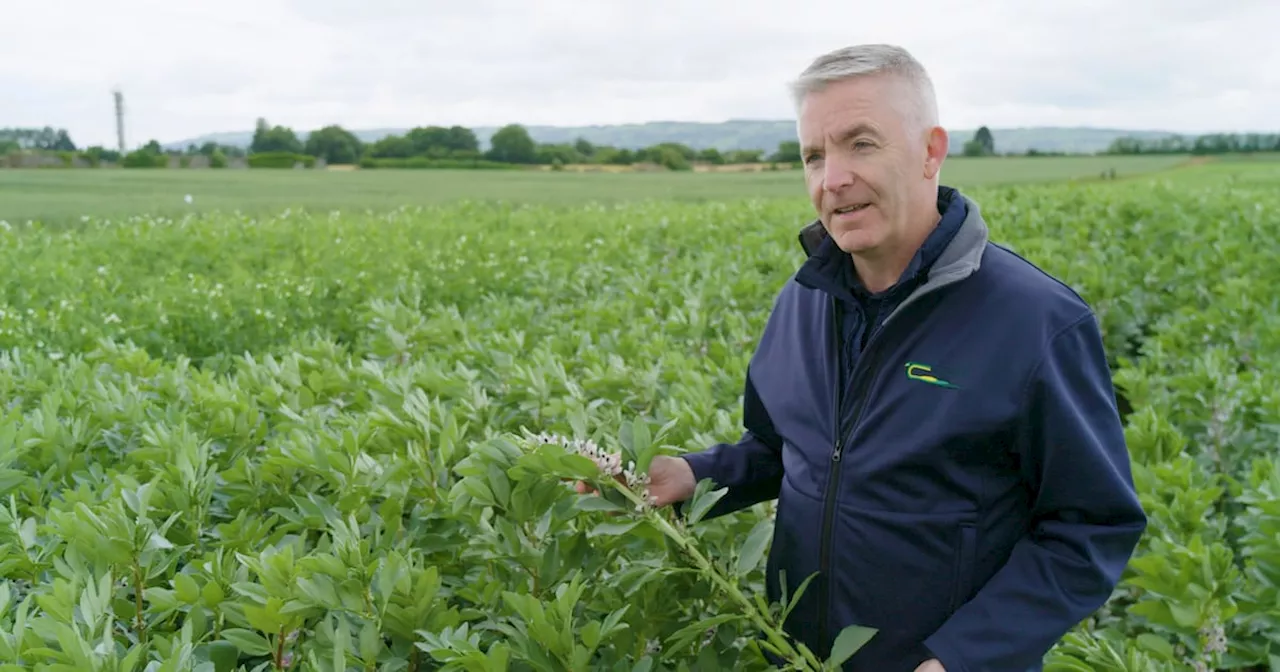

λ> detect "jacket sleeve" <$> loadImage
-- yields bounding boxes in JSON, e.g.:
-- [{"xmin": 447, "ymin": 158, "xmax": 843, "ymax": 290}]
[
  {"xmin": 922, "ymin": 311, "xmax": 1148, "ymax": 672},
  {"xmin": 677, "ymin": 368, "xmax": 784, "ymax": 520}
]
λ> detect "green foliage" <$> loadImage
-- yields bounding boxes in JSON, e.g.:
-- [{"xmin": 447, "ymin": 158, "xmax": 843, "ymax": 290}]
[
  {"xmin": 0, "ymin": 177, "xmax": 1277, "ymax": 669},
  {"xmin": 1107, "ymin": 133, "xmax": 1280, "ymax": 155},
  {"xmin": 0, "ymin": 127, "xmax": 76, "ymax": 152},
  {"xmin": 121, "ymin": 148, "xmax": 167, "ymax": 168},
  {"xmin": 769, "ymin": 142, "xmax": 800, "ymax": 164},
  {"xmin": 305, "ymin": 126, "xmax": 364, "ymax": 165},
  {"xmin": 247, "ymin": 152, "xmax": 317, "ymax": 169},
  {"xmin": 251, "ymin": 119, "xmax": 304, "ymax": 155},
  {"xmin": 403, "ymin": 126, "xmax": 479, "ymax": 156},
  {"xmin": 964, "ymin": 126, "xmax": 996, "ymax": 157},
  {"xmin": 358, "ymin": 157, "xmax": 523, "ymax": 170},
  {"xmin": 486, "ymin": 125, "xmax": 538, "ymax": 164}
]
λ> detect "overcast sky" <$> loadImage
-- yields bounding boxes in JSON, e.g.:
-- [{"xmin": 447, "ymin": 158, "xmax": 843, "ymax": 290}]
[{"xmin": 5, "ymin": 0, "xmax": 1277, "ymax": 148}]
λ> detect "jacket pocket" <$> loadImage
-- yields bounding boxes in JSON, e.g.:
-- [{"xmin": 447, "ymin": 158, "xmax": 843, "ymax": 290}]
[{"xmin": 950, "ymin": 522, "xmax": 977, "ymax": 612}]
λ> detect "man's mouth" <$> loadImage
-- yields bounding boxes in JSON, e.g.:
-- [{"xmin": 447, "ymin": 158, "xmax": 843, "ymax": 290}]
[{"xmin": 833, "ymin": 203, "xmax": 870, "ymax": 215}]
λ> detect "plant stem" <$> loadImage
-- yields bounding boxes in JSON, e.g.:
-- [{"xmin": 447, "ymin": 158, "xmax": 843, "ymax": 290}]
[
  {"xmin": 604, "ymin": 479, "xmax": 825, "ymax": 671},
  {"xmin": 132, "ymin": 558, "xmax": 147, "ymax": 641}
]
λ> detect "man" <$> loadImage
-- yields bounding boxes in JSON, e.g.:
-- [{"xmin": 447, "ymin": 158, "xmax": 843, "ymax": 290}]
[{"xmin": 637, "ymin": 45, "xmax": 1148, "ymax": 671}]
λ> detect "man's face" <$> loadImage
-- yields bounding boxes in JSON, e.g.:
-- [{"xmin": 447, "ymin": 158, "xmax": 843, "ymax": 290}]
[{"xmin": 797, "ymin": 74, "xmax": 940, "ymax": 259}]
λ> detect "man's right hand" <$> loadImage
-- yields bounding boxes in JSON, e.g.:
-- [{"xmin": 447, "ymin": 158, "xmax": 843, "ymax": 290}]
[{"xmin": 574, "ymin": 455, "xmax": 697, "ymax": 507}]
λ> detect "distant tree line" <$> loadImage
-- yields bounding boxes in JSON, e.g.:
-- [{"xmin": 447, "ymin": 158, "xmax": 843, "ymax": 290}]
[
  {"xmin": 238, "ymin": 119, "xmax": 803, "ymax": 170},
  {"xmin": 0, "ymin": 126, "xmax": 249, "ymax": 168},
  {"xmin": 7, "ymin": 122, "xmax": 1277, "ymax": 171},
  {"xmin": 1, "ymin": 126, "xmax": 126, "ymax": 167},
  {"xmin": 0, "ymin": 127, "xmax": 77, "ymax": 152},
  {"xmin": 1105, "ymin": 132, "xmax": 1280, "ymax": 155},
  {"xmin": 1, "ymin": 121, "xmax": 803, "ymax": 171}
]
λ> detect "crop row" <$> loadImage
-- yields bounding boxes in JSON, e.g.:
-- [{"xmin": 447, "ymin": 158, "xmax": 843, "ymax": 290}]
[{"xmin": 0, "ymin": 178, "xmax": 1277, "ymax": 670}]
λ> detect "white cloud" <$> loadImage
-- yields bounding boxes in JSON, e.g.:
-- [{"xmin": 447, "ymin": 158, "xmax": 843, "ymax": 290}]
[{"xmin": 3, "ymin": 0, "xmax": 1276, "ymax": 148}]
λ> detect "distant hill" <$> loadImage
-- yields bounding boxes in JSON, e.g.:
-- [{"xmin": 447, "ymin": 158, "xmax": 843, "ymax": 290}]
[{"xmin": 164, "ymin": 121, "xmax": 1185, "ymax": 156}]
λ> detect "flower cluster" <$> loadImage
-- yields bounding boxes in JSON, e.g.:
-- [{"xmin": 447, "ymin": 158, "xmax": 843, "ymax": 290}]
[
  {"xmin": 530, "ymin": 431, "xmax": 654, "ymax": 509},
  {"xmin": 1189, "ymin": 617, "xmax": 1228, "ymax": 672},
  {"xmin": 1199, "ymin": 619, "xmax": 1227, "ymax": 655}
]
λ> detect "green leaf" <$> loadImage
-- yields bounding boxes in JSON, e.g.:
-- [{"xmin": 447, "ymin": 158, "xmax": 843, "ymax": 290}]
[
  {"xmin": 204, "ymin": 641, "xmax": 240, "ymax": 672},
  {"xmin": 684, "ymin": 480, "xmax": 728, "ymax": 525},
  {"xmin": 827, "ymin": 625, "xmax": 876, "ymax": 667},
  {"xmin": 220, "ymin": 628, "xmax": 273, "ymax": 657},
  {"xmin": 173, "ymin": 573, "xmax": 200, "ymax": 605},
  {"xmin": 1168, "ymin": 601, "xmax": 1199, "ymax": 628},
  {"xmin": 1135, "ymin": 633, "xmax": 1175, "ymax": 660},
  {"xmin": 487, "ymin": 462, "xmax": 512, "ymax": 508},
  {"xmin": 359, "ymin": 619, "xmax": 380, "ymax": 662},
  {"xmin": 664, "ymin": 614, "xmax": 741, "ymax": 655},
  {"xmin": 201, "ymin": 581, "xmax": 226, "ymax": 606},
  {"xmin": 589, "ymin": 521, "xmax": 640, "ymax": 537},
  {"xmin": 573, "ymin": 495, "xmax": 625, "ymax": 513},
  {"xmin": 735, "ymin": 518, "xmax": 773, "ymax": 575},
  {"xmin": 631, "ymin": 418, "xmax": 651, "ymax": 463},
  {"xmin": 296, "ymin": 576, "xmax": 340, "ymax": 609}
]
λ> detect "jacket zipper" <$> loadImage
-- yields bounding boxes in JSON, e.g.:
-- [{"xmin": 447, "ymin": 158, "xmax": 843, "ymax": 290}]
[
  {"xmin": 815, "ymin": 294, "xmax": 894, "ymax": 653},
  {"xmin": 817, "ymin": 296, "xmax": 842, "ymax": 648}
]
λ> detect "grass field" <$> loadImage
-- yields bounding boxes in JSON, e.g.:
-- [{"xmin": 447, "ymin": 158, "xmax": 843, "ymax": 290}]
[
  {"xmin": 0, "ymin": 154, "xmax": 1278, "ymax": 670},
  {"xmin": 0, "ymin": 153, "xmax": 1191, "ymax": 227}
]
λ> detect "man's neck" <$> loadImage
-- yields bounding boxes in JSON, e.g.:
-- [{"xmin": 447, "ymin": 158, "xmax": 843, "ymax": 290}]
[
  {"xmin": 852, "ymin": 207, "xmax": 942, "ymax": 294},
  {"xmin": 852, "ymin": 252, "xmax": 913, "ymax": 295}
]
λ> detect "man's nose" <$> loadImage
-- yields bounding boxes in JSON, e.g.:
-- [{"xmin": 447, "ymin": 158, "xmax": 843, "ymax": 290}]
[{"xmin": 822, "ymin": 155, "xmax": 854, "ymax": 192}]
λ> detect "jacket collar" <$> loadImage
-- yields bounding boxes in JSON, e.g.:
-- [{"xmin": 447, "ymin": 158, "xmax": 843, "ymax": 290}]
[{"xmin": 794, "ymin": 186, "xmax": 989, "ymax": 320}]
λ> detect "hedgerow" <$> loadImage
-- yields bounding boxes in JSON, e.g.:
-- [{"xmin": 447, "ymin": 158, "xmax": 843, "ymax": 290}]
[{"xmin": 0, "ymin": 179, "xmax": 1277, "ymax": 670}]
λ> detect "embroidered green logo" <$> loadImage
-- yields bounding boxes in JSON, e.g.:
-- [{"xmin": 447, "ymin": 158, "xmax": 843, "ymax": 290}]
[{"xmin": 905, "ymin": 362, "xmax": 958, "ymax": 389}]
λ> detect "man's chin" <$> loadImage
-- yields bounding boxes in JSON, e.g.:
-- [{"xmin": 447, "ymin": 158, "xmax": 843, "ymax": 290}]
[{"xmin": 830, "ymin": 230, "xmax": 880, "ymax": 255}]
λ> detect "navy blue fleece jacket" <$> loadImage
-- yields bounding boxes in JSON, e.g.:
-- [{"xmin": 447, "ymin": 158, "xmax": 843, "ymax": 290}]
[{"xmin": 680, "ymin": 186, "xmax": 1147, "ymax": 671}]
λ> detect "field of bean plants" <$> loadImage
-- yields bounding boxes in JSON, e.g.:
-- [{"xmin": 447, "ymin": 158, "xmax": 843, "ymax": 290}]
[{"xmin": 0, "ymin": 166, "xmax": 1278, "ymax": 670}]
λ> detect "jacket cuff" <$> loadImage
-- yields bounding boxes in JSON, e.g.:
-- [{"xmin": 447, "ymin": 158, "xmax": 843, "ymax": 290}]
[
  {"xmin": 922, "ymin": 636, "xmax": 969, "ymax": 672},
  {"xmin": 679, "ymin": 452, "xmax": 713, "ymax": 484}
]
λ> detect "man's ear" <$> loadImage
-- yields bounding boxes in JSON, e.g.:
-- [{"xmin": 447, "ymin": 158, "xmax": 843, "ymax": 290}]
[{"xmin": 924, "ymin": 126, "xmax": 948, "ymax": 179}]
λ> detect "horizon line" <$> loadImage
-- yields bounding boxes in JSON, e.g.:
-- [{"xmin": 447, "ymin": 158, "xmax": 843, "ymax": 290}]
[{"xmin": 157, "ymin": 120, "xmax": 1248, "ymax": 146}]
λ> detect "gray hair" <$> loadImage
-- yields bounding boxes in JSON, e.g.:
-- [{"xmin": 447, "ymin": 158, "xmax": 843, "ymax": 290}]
[{"xmin": 788, "ymin": 44, "xmax": 939, "ymax": 130}]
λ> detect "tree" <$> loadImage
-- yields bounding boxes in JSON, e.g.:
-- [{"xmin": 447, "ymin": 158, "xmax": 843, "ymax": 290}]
[
  {"xmin": 400, "ymin": 125, "xmax": 480, "ymax": 158},
  {"xmin": 697, "ymin": 148, "xmax": 724, "ymax": 165},
  {"xmin": 305, "ymin": 125, "xmax": 363, "ymax": 164},
  {"xmin": 536, "ymin": 143, "xmax": 585, "ymax": 165},
  {"xmin": 368, "ymin": 135, "xmax": 415, "ymax": 159},
  {"xmin": 444, "ymin": 125, "xmax": 480, "ymax": 153},
  {"xmin": 250, "ymin": 118, "xmax": 304, "ymax": 154},
  {"xmin": 251, "ymin": 118, "xmax": 270, "ymax": 152},
  {"xmin": 966, "ymin": 126, "xmax": 995, "ymax": 156},
  {"xmin": 723, "ymin": 149, "xmax": 763, "ymax": 164},
  {"xmin": 0, "ymin": 127, "xmax": 76, "ymax": 151},
  {"xmin": 51, "ymin": 129, "xmax": 76, "ymax": 152},
  {"xmin": 770, "ymin": 140, "xmax": 801, "ymax": 163},
  {"xmin": 486, "ymin": 124, "xmax": 537, "ymax": 163}
]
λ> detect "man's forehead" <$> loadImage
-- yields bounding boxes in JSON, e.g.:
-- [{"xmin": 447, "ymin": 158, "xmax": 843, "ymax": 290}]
[{"xmin": 798, "ymin": 119, "xmax": 883, "ymax": 146}]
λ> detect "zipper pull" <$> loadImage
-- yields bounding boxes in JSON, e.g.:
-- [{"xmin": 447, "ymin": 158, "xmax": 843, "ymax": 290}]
[{"xmin": 832, "ymin": 444, "xmax": 843, "ymax": 461}]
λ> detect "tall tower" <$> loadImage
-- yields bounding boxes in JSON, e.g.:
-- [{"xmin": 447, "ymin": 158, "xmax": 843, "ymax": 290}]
[{"xmin": 113, "ymin": 90, "xmax": 125, "ymax": 153}]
